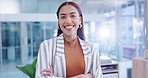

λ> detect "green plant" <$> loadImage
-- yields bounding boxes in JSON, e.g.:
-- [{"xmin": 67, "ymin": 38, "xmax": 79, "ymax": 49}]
[{"xmin": 16, "ymin": 58, "xmax": 37, "ymax": 78}]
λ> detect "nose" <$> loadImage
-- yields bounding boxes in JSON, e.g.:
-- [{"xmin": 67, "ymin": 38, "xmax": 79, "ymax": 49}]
[{"xmin": 65, "ymin": 16, "xmax": 72, "ymax": 23}]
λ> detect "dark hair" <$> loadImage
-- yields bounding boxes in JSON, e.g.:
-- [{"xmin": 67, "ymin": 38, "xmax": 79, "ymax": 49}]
[{"xmin": 56, "ymin": 1, "xmax": 85, "ymax": 40}]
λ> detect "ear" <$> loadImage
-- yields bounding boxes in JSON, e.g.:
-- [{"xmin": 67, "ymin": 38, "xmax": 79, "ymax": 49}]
[{"xmin": 79, "ymin": 17, "xmax": 82, "ymax": 24}]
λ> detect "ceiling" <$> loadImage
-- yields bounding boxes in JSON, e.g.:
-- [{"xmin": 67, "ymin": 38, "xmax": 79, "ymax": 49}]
[
  {"xmin": 72, "ymin": 0, "xmax": 135, "ymax": 13},
  {"xmin": 0, "ymin": 0, "xmax": 144, "ymax": 14}
]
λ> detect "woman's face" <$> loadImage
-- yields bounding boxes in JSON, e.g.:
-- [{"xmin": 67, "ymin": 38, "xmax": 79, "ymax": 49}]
[{"xmin": 58, "ymin": 5, "xmax": 81, "ymax": 37}]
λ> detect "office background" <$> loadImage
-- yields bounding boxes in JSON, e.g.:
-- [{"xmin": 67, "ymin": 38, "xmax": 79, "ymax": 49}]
[{"xmin": 0, "ymin": 0, "xmax": 147, "ymax": 78}]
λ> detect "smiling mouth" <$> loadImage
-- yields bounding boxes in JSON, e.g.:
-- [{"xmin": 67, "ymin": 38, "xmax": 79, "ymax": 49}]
[
  {"xmin": 64, "ymin": 26, "xmax": 74, "ymax": 29},
  {"xmin": 64, "ymin": 26, "xmax": 74, "ymax": 31}
]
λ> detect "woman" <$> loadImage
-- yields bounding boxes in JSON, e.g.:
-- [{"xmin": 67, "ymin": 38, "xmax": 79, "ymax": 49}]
[{"xmin": 35, "ymin": 1, "xmax": 103, "ymax": 78}]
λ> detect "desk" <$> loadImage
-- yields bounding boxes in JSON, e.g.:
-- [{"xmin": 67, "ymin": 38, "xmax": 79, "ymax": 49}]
[{"xmin": 132, "ymin": 58, "xmax": 148, "ymax": 78}]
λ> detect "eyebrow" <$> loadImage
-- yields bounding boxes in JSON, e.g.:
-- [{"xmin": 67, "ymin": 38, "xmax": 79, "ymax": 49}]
[{"xmin": 60, "ymin": 12, "xmax": 77, "ymax": 16}]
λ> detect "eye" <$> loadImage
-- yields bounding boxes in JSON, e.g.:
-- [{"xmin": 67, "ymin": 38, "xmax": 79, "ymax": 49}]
[
  {"xmin": 70, "ymin": 15, "xmax": 76, "ymax": 18},
  {"xmin": 60, "ymin": 15, "xmax": 66, "ymax": 19}
]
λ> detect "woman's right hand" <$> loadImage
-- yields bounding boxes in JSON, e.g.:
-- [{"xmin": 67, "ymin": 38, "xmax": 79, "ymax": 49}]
[{"xmin": 69, "ymin": 73, "xmax": 93, "ymax": 78}]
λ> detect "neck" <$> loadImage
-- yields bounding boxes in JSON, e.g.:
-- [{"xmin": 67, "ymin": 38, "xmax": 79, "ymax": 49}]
[{"xmin": 63, "ymin": 34, "xmax": 77, "ymax": 43}]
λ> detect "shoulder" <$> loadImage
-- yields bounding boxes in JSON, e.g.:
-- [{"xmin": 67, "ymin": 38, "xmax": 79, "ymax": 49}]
[
  {"xmin": 40, "ymin": 36, "xmax": 60, "ymax": 46},
  {"xmin": 79, "ymin": 38, "xmax": 90, "ymax": 45},
  {"xmin": 79, "ymin": 38, "xmax": 94, "ymax": 48},
  {"xmin": 79, "ymin": 38, "xmax": 97, "ymax": 53}
]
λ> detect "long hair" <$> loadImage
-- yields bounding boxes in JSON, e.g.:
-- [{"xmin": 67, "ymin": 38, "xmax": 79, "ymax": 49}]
[{"xmin": 56, "ymin": 1, "xmax": 85, "ymax": 40}]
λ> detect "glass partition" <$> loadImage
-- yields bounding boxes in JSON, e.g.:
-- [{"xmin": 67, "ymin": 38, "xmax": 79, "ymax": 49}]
[{"xmin": 85, "ymin": 0, "xmax": 145, "ymax": 61}]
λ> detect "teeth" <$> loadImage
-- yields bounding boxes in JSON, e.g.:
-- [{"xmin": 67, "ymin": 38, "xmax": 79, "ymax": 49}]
[{"xmin": 65, "ymin": 26, "xmax": 73, "ymax": 28}]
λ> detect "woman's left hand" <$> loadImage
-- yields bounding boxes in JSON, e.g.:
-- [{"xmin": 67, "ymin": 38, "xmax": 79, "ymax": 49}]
[{"xmin": 41, "ymin": 65, "xmax": 53, "ymax": 76}]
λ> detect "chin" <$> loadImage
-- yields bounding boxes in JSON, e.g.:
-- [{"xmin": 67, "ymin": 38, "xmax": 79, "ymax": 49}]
[{"xmin": 64, "ymin": 33, "xmax": 73, "ymax": 36}]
